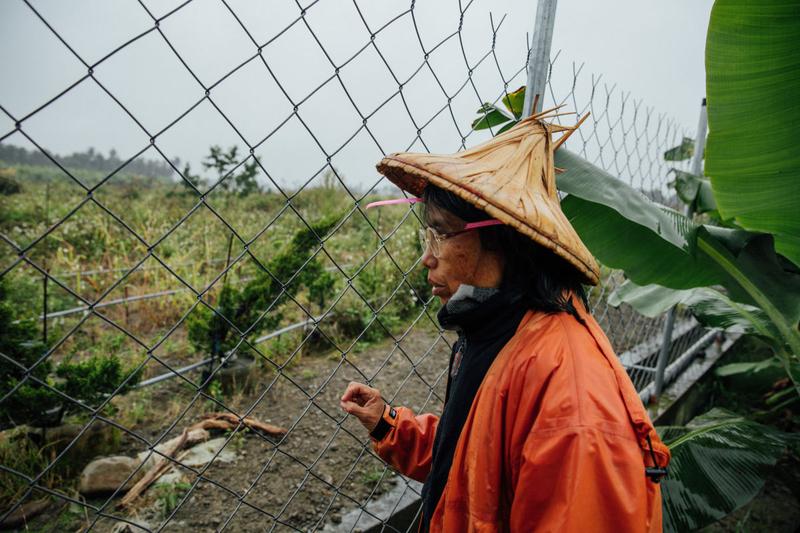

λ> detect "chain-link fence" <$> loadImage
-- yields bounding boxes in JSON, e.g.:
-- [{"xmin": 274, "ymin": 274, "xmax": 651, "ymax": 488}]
[{"xmin": 1, "ymin": 1, "xmax": 709, "ymax": 531}]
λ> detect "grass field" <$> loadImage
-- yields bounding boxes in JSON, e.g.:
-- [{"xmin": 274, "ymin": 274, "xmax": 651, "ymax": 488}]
[{"xmin": 0, "ymin": 160, "xmax": 662, "ymax": 531}]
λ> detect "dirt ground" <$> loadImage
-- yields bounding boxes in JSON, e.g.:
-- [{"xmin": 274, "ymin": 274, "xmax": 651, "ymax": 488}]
[
  {"xmin": 6, "ymin": 301, "xmax": 684, "ymax": 532},
  {"xmin": 14, "ymin": 320, "xmax": 453, "ymax": 532}
]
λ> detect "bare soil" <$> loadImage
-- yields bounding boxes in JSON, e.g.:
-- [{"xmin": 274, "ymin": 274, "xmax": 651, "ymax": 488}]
[{"xmin": 13, "ymin": 322, "xmax": 453, "ymax": 532}]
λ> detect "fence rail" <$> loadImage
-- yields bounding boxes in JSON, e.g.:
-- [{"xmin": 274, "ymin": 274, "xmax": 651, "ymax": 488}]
[{"xmin": 0, "ymin": 1, "xmax": 701, "ymax": 531}]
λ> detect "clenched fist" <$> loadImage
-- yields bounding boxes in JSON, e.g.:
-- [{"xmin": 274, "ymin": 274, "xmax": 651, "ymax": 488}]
[{"xmin": 340, "ymin": 381, "xmax": 385, "ymax": 433}]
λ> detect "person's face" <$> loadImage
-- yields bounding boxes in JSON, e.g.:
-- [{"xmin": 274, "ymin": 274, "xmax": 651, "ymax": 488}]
[{"xmin": 421, "ymin": 206, "xmax": 505, "ymax": 305}]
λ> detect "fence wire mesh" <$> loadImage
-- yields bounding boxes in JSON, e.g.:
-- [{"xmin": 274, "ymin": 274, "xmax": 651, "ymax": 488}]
[{"xmin": 1, "ymin": 1, "xmax": 704, "ymax": 531}]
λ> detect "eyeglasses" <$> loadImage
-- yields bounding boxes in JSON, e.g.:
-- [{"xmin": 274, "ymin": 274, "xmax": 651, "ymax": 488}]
[{"xmin": 418, "ymin": 219, "xmax": 503, "ymax": 258}]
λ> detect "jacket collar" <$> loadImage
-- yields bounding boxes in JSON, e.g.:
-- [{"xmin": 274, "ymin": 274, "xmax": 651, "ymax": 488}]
[{"xmin": 436, "ymin": 284, "xmax": 526, "ymax": 341}]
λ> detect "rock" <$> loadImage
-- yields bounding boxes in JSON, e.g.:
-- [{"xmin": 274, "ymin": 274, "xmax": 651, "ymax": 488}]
[
  {"xmin": 79, "ymin": 456, "xmax": 144, "ymax": 496},
  {"xmin": 178, "ymin": 437, "xmax": 236, "ymax": 467},
  {"xmin": 0, "ymin": 498, "xmax": 51, "ymax": 529},
  {"xmin": 153, "ymin": 470, "xmax": 187, "ymax": 486}
]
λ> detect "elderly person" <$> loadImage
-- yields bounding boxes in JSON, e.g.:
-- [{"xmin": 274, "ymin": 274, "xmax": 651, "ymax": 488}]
[{"xmin": 339, "ymin": 111, "xmax": 670, "ymax": 532}]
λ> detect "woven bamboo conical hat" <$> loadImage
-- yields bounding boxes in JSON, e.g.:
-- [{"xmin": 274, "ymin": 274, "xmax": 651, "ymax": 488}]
[{"xmin": 376, "ymin": 109, "xmax": 601, "ymax": 285}]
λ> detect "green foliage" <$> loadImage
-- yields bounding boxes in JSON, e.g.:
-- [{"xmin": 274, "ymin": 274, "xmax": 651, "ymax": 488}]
[
  {"xmin": 0, "ymin": 278, "xmax": 59, "ymax": 428},
  {"xmin": 0, "ymin": 168, "xmax": 22, "ymax": 195},
  {"xmin": 609, "ymin": 282, "xmax": 780, "ymax": 347},
  {"xmin": 705, "ymin": 0, "xmax": 800, "ymax": 267},
  {"xmin": 182, "ymin": 145, "xmax": 261, "ymax": 196},
  {"xmin": 549, "ymin": 148, "xmax": 800, "ymax": 379},
  {"xmin": 470, "ymin": 86, "xmax": 524, "ymax": 134},
  {"xmin": 154, "ymin": 481, "xmax": 193, "ymax": 519},
  {"xmin": 360, "ymin": 466, "xmax": 385, "ymax": 486},
  {"xmin": 663, "ymin": 137, "xmax": 694, "ymax": 162},
  {"xmin": 55, "ymin": 354, "xmax": 141, "ymax": 408},
  {"xmin": 0, "ymin": 430, "xmax": 57, "ymax": 509},
  {"xmin": 0, "ymin": 277, "xmax": 141, "ymax": 428},
  {"xmin": 187, "ymin": 214, "xmax": 340, "ymax": 357},
  {"xmin": 668, "ymin": 169, "xmax": 717, "ymax": 216},
  {"xmin": 658, "ymin": 409, "xmax": 793, "ymax": 533}
]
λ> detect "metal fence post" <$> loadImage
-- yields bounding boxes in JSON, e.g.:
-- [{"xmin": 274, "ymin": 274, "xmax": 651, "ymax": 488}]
[
  {"xmin": 522, "ymin": 0, "xmax": 558, "ymax": 117},
  {"xmin": 652, "ymin": 98, "xmax": 708, "ymax": 403}
]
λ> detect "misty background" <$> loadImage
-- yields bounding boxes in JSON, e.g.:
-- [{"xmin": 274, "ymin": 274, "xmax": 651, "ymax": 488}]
[{"xmin": 0, "ymin": 0, "xmax": 713, "ymax": 193}]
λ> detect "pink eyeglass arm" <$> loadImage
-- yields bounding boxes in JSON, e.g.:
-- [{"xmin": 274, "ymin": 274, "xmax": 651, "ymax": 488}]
[
  {"xmin": 365, "ymin": 197, "xmax": 503, "ymax": 228},
  {"xmin": 365, "ymin": 197, "xmax": 423, "ymax": 209},
  {"xmin": 463, "ymin": 219, "xmax": 503, "ymax": 230}
]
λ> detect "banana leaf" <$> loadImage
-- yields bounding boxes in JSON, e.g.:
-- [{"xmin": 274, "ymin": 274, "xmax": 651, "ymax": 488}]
[
  {"xmin": 556, "ymin": 149, "xmax": 725, "ymax": 288},
  {"xmin": 608, "ymin": 281, "xmax": 781, "ymax": 347},
  {"xmin": 705, "ymin": 0, "xmax": 800, "ymax": 267},
  {"xmin": 556, "ymin": 149, "xmax": 800, "ymax": 357},
  {"xmin": 658, "ymin": 408, "xmax": 791, "ymax": 533},
  {"xmin": 471, "ymin": 104, "xmax": 513, "ymax": 131},
  {"xmin": 695, "ymin": 229, "xmax": 800, "ymax": 357},
  {"xmin": 715, "ymin": 358, "xmax": 783, "ymax": 378},
  {"xmin": 663, "ymin": 137, "xmax": 694, "ymax": 162},
  {"xmin": 669, "ymin": 169, "xmax": 717, "ymax": 214}
]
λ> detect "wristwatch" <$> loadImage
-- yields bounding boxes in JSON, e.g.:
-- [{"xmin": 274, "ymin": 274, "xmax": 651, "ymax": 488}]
[{"xmin": 369, "ymin": 403, "xmax": 397, "ymax": 441}]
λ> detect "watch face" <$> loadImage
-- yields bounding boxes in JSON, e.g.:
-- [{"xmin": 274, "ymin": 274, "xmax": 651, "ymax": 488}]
[{"xmin": 389, "ymin": 407, "xmax": 397, "ymax": 419}]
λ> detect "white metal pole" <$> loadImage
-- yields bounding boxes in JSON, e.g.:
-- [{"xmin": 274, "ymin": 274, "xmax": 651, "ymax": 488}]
[
  {"xmin": 652, "ymin": 98, "xmax": 708, "ymax": 403},
  {"xmin": 522, "ymin": 0, "xmax": 558, "ymax": 117}
]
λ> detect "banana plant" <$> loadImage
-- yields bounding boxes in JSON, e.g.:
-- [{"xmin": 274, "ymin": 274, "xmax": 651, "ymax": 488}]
[
  {"xmin": 657, "ymin": 408, "xmax": 794, "ymax": 533},
  {"xmin": 553, "ymin": 0, "xmax": 800, "ymax": 387}
]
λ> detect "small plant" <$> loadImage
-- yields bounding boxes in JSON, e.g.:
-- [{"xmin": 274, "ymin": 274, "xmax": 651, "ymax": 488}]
[
  {"xmin": 360, "ymin": 466, "xmax": 385, "ymax": 486},
  {"xmin": 0, "ymin": 278, "xmax": 142, "ymax": 429},
  {"xmin": 187, "ymin": 215, "xmax": 339, "ymax": 361},
  {"xmin": 0, "ymin": 168, "xmax": 22, "ymax": 195},
  {"xmin": 204, "ymin": 378, "xmax": 223, "ymax": 411},
  {"xmin": 154, "ymin": 481, "xmax": 193, "ymax": 519}
]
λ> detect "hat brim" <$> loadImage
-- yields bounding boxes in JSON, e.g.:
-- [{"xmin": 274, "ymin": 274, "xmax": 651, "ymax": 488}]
[{"xmin": 376, "ymin": 156, "xmax": 600, "ymax": 286}]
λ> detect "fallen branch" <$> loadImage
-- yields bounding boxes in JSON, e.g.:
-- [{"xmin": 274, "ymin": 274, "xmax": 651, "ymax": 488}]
[
  {"xmin": 193, "ymin": 412, "xmax": 287, "ymax": 438},
  {"xmin": 119, "ymin": 429, "xmax": 189, "ymax": 508},
  {"xmin": 118, "ymin": 413, "xmax": 286, "ymax": 508}
]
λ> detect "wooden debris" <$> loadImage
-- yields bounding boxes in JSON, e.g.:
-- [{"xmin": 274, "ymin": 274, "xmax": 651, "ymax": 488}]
[
  {"xmin": 119, "ymin": 429, "xmax": 188, "ymax": 508},
  {"xmin": 118, "ymin": 413, "xmax": 285, "ymax": 507},
  {"xmin": 193, "ymin": 412, "xmax": 287, "ymax": 438}
]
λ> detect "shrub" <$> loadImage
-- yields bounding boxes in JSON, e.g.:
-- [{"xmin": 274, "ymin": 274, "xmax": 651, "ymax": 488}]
[
  {"xmin": 187, "ymin": 214, "xmax": 340, "ymax": 358},
  {"xmin": 0, "ymin": 278, "xmax": 141, "ymax": 428}
]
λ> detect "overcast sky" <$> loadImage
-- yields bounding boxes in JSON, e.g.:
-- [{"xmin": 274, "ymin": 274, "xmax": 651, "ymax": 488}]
[{"xmin": 0, "ymin": 0, "xmax": 713, "ymax": 192}]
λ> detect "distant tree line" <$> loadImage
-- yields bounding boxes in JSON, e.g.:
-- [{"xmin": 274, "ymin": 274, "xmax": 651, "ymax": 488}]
[{"xmin": 0, "ymin": 144, "xmax": 178, "ymax": 180}]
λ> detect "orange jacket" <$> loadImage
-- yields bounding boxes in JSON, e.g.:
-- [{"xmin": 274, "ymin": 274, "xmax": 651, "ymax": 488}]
[{"xmin": 372, "ymin": 305, "xmax": 670, "ymax": 532}]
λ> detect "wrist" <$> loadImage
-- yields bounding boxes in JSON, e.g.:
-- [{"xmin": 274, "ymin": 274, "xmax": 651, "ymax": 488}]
[{"xmin": 369, "ymin": 403, "xmax": 397, "ymax": 441}]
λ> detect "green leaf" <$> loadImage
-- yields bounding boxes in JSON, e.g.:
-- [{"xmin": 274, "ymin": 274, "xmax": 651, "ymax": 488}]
[
  {"xmin": 609, "ymin": 281, "xmax": 780, "ymax": 344},
  {"xmin": 695, "ymin": 229, "xmax": 800, "ymax": 356},
  {"xmin": 470, "ymin": 108, "xmax": 511, "ymax": 131},
  {"xmin": 705, "ymin": 0, "xmax": 800, "ymax": 267},
  {"xmin": 659, "ymin": 408, "xmax": 790, "ymax": 533},
  {"xmin": 555, "ymin": 149, "xmax": 725, "ymax": 288},
  {"xmin": 715, "ymin": 358, "xmax": 783, "ymax": 377},
  {"xmin": 669, "ymin": 169, "xmax": 717, "ymax": 214},
  {"xmin": 663, "ymin": 137, "xmax": 695, "ymax": 161},
  {"xmin": 555, "ymin": 149, "xmax": 800, "ymax": 355},
  {"xmin": 495, "ymin": 120, "xmax": 519, "ymax": 135},
  {"xmin": 501, "ymin": 86, "xmax": 526, "ymax": 118}
]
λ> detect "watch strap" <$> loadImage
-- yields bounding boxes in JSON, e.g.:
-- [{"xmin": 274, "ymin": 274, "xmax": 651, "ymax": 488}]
[{"xmin": 369, "ymin": 403, "xmax": 397, "ymax": 441}]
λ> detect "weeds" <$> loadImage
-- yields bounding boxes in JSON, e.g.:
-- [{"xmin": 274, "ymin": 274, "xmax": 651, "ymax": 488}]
[{"xmin": 153, "ymin": 481, "xmax": 193, "ymax": 519}]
